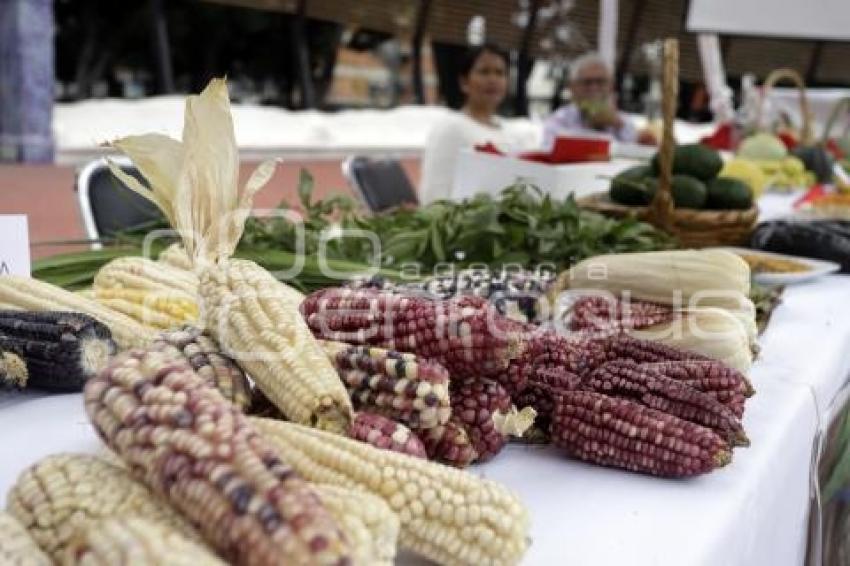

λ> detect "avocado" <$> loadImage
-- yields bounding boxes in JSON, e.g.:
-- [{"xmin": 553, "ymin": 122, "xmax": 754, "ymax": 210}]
[
  {"xmin": 646, "ymin": 175, "xmax": 708, "ymax": 209},
  {"xmin": 651, "ymin": 144, "xmax": 723, "ymax": 181},
  {"xmin": 609, "ymin": 165, "xmax": 653, "ymax": 205},
  {"xmin": 706, "ymin": 177, "xmax": 753, "ymax": 210},
  {"xmin": 791, "ymin": 145, "xmax": 834, "ymax": 183}
]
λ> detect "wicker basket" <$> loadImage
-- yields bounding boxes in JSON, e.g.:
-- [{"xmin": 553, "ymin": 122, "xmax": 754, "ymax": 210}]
[
  {"xmin": 580, "ymin": 38, "xmax": 758, "ymax": 248},
  {"xmin": 756, "ymin": 68, "xmax": 813, "ymax": 144}
]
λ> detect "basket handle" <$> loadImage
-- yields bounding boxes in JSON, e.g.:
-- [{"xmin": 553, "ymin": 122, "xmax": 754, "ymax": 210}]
[
  {"xmin": 822, "ymin": 96, "xmax": 850, "ymax": 143},
  {"xmin": 756, "ymin": 68, "xmax": 813, "ymax": 144},
  {"xmin": 647, "ymin": 38, "xmax": 678, "ymax": 232}
]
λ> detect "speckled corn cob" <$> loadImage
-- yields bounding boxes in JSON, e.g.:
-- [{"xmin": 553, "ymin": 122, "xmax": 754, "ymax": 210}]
[
  {"xmin": 0, "ymin": 511, "xmax": 51, "ymax": 566},
  {"xmin": 0, "ymin": 276, "xmax": 157, "ymax": 349},
  {"xmin": 89, "ymin": 287, "xmax": 199, "ymax": 329},
  {"xmin": 450, "ymin": 378, "xmax": 536, "ymax": 462},
  {"xmin": 567, "ymin": 296, "xmax": 675, "ymax": 332},
  {"xmin": 63, "ymin": 517, "xmax": 225, "ymax": 566},
  {"xmin": 641, "ymin": 360, "xmax": 753, "ymax": 418},
  {"xmin": 6, "ymin": 453, "xmax": 199, "ymax": 561},
  {"xmin": 313, "ymin": 484, "xmax": 400, "ymax": 565},
  {"xmin": 584, "ymin": 360, "xmax": 748, "ymax": 446},
  {"xmin": 154, "ymin": 326, "xmax": 252, "ymax": 410},
  {"xmin": 349, "ymin": 412, "xmax": 428, "ymax": 458},
  {"xmin": 83, "ymin": 344, "xmax": 352, "ymax": 566},
  {"xmin": 320, "ymin": 340, "xmax": 451, "ymax": 430},
  {"xmin": 200, "ymin": 260, "xmax": 352, "ymax": 433},
  {"xmin": 95, "ymin": 256, "xmax": 199, "ymax": 298},
  {"xmin": 417, "ymin": 420, "xmax": 478, "ymax": 468},
  {"xmin": 251, "ymin": 417, "xmax": 531, "ymax": 566},
  {"xmin": 301, "ymin": 288, "xmax": 519, "ymax": 380},
  {"xmin": 551, "ymin": 389, "xmax": 732, "ymax": 478}
]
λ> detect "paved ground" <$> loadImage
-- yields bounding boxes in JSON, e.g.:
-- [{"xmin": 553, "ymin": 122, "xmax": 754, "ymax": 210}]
[{"xmin": 0, "ymin": 158, "xmax": 421, "ymax": 260}]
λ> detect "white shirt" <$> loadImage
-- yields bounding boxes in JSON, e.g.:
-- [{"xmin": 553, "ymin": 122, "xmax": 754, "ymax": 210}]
[
  {"xmin": 419, "ymin": 112, "xmax": 523, "ymax": 205},
  {"xmin": 542, "ymin": 104, "xmax": 638, "ymax": 148}
]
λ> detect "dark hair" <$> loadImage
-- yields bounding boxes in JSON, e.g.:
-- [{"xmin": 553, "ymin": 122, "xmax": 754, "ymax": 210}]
[{"xmin": 459, "ymin": 43, "xmax": 509, "ymax": 78}]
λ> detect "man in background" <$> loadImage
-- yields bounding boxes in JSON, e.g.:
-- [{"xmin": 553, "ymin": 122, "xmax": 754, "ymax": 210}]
[{"xmin": 543, "ymin": 52, "xmax": 640, "ymax": 148}]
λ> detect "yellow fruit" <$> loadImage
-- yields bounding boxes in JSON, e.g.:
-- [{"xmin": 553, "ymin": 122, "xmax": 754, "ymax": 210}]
[
  {"xmin": 780, "ymin": 156, "xmax": 806, "ymax": 175},
  {"xmin": 719, "ymin": 158, "xmax": 767, "ymax": 198}
]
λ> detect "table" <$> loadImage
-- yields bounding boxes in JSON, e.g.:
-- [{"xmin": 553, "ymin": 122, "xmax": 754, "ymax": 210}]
[{"xmin": 2, "ymin": 273, "xmax": 850, "ymax": 565}]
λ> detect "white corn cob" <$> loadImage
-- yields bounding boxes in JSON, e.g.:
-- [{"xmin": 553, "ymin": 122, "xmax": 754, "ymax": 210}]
[
  {"xmin": 0, "ymin": 511, "xmax": 52, "ymax": 566},
  {"xmin": 251, "ymin": 417, "xmax": 531, "ymax": 566},
  {"xmin": 95, "ymin": 256, "xmax": 198, "ymax": 298},
  {"xmin": 314, "ymin": 484, "xmax": 400, "ymax": 565},
  {"xmin": 558, "ymin": 249, "xmax": 751, "ymax": 308},
  {"xmin": 6, "ymin": 453, "xmax": 200, "ymax": 561},
  {"xmin": 0, "ymin": 276, "xmax": 156, "ymax": 349},
  {"xmin": 201, "ymin": 259, "xmax": 352, "ymax": 433},
  {"xmin": 158, "ymin": 243, "xmax": 193, "ymax": 271},
  {"xmin": 629, "ymin": 307, "xmax": 753, "ymax": 372},
  {"xmin": 63, "ymin": 518, "xmax": 225, "ymax": 566}
]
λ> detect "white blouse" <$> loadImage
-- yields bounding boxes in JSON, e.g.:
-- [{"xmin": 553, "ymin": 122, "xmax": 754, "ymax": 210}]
[{"xmin": 419, "ymin": 112, "xmax": 525, "ymax": 205}]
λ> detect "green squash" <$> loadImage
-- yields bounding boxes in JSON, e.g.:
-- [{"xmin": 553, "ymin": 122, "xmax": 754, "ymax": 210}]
[
  {"xmin": 792, "ymin": 145, "xmax": 834, "ymax": 183},
  {"xmin": 646, "ymin": 175, "xmax": 708, "ymax": 209},
  {"xmin": 706, "ymin": 177, "xmax": 754, "ymax": 210},
  {"xmin": 651, "ymin": 144, "xmax": 723, "ymax": 181},
  {"xmin": 609, "ymin": 165, "xmax": 653, "ymax": 205}
]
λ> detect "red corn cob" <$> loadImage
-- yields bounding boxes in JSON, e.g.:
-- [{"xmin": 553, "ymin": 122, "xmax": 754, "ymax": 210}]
[
  {"xmin": 584, "ymin": 360, "xmax": 748, "ymax": 446},
  {"xmin": 551, "ymin": 389, "xmax": 732, "ymax": 478},
  {"xmin": 450, "ymin": 378, "xmax": 537, "ymax": 462},
  {"xmin": 513, "ymin": 367, "xmax": 581, "ymax": 438},
  {"xmin": 320, "ymin": 341, "xmax": 451, "ymax": 430},
  {"xmin": 301, "ymin": 288, "xmax": 519, "ymax": 380},
  {"xmin": 348, "ymin": 412, "xmax": 427, "ymax": 459},
  {"xmin": 84, "ymin": 342, "xmax": 352, "ymax": 566},
  {"xmin": 639, "ymin": 360, "xmax": 753, "ymax": 418},
  {"xmin": 418, "ymin": 420, "xmax": 478, "ymax": 468},
  {"xmin": 568, "ymin": 296, "xmax": 675, "ymax": 332}
]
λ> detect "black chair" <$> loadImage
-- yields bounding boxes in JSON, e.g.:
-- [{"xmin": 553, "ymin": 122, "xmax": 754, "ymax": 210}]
[
  {"xmin": 341, "ymin": 156, "xmax": 419, "ymax": 213},
  {"xmin": 76, "ymin": 157, "xmax": 163, "ymax": 249}
]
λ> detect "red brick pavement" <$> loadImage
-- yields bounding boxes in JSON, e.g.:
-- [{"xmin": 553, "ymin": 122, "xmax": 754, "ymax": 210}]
[{"xmin": 0, "ymin": 158, "xmax": 421, "ymax": 260}]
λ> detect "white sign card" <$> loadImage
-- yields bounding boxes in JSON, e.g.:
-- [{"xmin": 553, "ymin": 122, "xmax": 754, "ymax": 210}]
[{"xmin": 0, "ymin": 215, "xmax": 31, "ymax": 276}]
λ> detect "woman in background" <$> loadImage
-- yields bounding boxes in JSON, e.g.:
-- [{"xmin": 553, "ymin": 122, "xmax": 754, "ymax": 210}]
[{"xmin": 419, "ymin": 44, "xmax": 525, "ymax": 204}]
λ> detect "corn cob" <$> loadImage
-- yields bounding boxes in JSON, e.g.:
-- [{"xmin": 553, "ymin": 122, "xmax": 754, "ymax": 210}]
[
  {"xmin": 349, "ymin": 412, "xmax": 428, "ymax": 458},
  {"xmin": 154, "ymin": 326, "xmax": 252, "ymax": 410},
  {"xmin": 553, "ymin": 249, "xmax": 751, "ymax": 308},
  {"xmin": 200, "ymin": 260, "xmax": 353, "ymax": 433},
  {"xmin": 84, "ymin": 343, "xmax": 352, "ymax": 565},
  {"xmin": 64, "ymin": 517, "xmax": 225, "ymax": 566},
  {"xmin": 451, "ymin": 378, "xmax": 536, "ymax": 462},
  {"xmin": 158, "ymin": 243, "xmax": 193, "ymax": 270},
  {"xmin": 513, "ymin": 367, "xmax": 581, "ymax": 441},
  {"xmin": 348, "ymin": 268, "xmax": 556, "ymax": 323},
  {"xmin": 0, "ymin": 276, "xmax": 157, "ymax": 349},
  {"xmin": 95, "ymin": 256, "xmax": 199, "ymax": 298},
  {"xmin": 302, "ymin": 288, "xmax": 519, "ymax": 380},
  {"xmin": 312, "ymin": 484, "xmax": 400, "ymax": 565},
  {"xmin": 89, "ymin": 287, "xmax": 199, "ymax": 329},
  {"xmin": 6, "ymin": 453, "xmax": 199, "ymax": 561},
  {"xmin": 417, "ymin": 420, "xmax": 479, "ymax": 467},
  {"xmin": 320, "ymin": 340, "xmax": 451, "ymax": 430},
  {"xmin": 551, "ymin": 389, "xmax": 732, "ymax": 477},
  {"xmin": 567, "ymin": 295, "xmax": 675, "ymax": 332},
  {"xmin": 584, "ymin": 360, "xmax": 748, "ymax": 446},
  {"xmin": 251, "ymin": 417, "xmax": 531, "ymax": 566},
  {"xmin": 640, "ymin": 360, "xmax": 753, "ymax": 418},
  {"xmin": 0, "ymin": 511, "xmax": 52, "ymax": 566},
  {"xmin": 0, "ymin": 311, "xmax": 116, "ymax": 391}
]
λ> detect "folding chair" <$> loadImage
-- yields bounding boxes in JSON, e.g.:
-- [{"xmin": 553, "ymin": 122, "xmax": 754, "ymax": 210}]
[
  {"xmin": 75, "ymin": 157, "xmax": 163, "ymax": 250},
  {"xmin": 341, "ymin": 156, "xmax": 419, "ymax": 213}
]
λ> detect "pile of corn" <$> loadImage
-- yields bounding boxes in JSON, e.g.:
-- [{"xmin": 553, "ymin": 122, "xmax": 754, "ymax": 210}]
[{"xmin": 0, "ymin": 79, "xmax": 761, "ymax": 564}]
